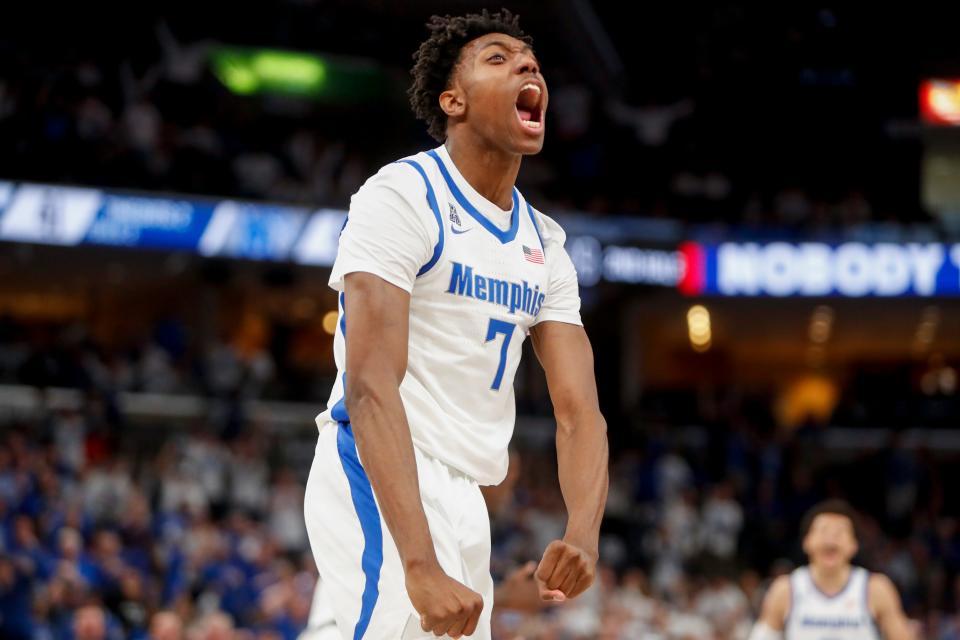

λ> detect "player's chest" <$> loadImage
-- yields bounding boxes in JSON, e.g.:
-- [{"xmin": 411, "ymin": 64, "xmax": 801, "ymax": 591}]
[
  {"xmin": 416, "ymin": 203, "xmax": 548, "ymax": 328},
  {"xmin": 442, "ymin": 198, "xmax": 546, "ymax": 278},
  {"xmin": 791, "ymin": 596, "xmax": 872, "ymax": 633}
]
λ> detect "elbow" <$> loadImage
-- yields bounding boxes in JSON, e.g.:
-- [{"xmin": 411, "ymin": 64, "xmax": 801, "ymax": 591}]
[
  {"xmin": 555, "ymin": 403, "xmax": 607, "ymax": 440},
  {"xmin": 344, "ymin": 370, "xmax": 395, "ymax": 418}
]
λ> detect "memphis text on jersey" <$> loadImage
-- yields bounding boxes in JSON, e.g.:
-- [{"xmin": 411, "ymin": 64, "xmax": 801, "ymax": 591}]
[{"xmin": 447, "ymin": 261, "xmax": 546, "ymax": 317}]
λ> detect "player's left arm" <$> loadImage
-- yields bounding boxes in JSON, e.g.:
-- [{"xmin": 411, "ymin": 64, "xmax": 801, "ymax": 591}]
[
  {"xmin": 529, "ymin": 320, "xmax": 609, "ymax": 602},
  {"xmin": 868, "ymin": 573, "xmax": 914, "ymax": 640}
]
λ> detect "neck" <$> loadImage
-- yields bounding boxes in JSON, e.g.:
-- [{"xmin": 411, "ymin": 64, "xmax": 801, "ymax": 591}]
[
  {"xmin": 809, "ymin": 563, "xmax": 852, "ymax": 595},
  {"xmin": 444, "ymin": 132, "xmax": 521, "ymax": 211}
]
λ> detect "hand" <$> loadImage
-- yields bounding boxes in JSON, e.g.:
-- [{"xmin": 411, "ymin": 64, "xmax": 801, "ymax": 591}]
[
  {"xmin": 406, "ymin": 563, "xmax": 484, "ymax": 638},
  {"xmin": 534, "ymin": 539, "xmax": 597, "ymax": 602},
  {"xmin": 494, "ymin": 561, "xmax": 547, "ymax": 612}
]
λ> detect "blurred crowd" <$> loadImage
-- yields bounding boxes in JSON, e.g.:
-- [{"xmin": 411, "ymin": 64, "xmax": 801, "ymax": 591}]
[
  {"xmin": 0, "ymin": 417, "xmax": 314, "ymax": 640},
  {"xmin": 0, "ymin": 314, "xmax": 326, "ymax": 405},
  {"xmin": 0, "ymin": 6, "xmax": 933, "ymax": 229},
  {"xmin": 4, "ymin": 313, "xmax": 957, "ymax": 430},
  {"xmin": 3, "ymin": 382, "xmax": 960, "ymax": 638}
]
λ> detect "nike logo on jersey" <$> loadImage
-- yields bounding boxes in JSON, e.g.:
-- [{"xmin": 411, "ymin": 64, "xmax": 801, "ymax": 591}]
[
  {"xmin": 446, "ymin": 261, "xmax": 546, "ymax": 317},
  {"xmin": 448, "ymin": 204, "xmax": 472, "ymax": 233}
]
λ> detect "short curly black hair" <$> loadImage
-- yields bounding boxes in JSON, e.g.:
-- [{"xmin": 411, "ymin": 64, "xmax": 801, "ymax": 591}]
[{"xmin": 409, "ymin": 9, "xmax": 533, "ymax": 142}]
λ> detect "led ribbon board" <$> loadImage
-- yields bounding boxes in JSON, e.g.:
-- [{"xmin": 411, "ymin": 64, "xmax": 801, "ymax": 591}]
[{"xmin": 680, "ymin": 242, "xmax": 960, "ymax": 297}]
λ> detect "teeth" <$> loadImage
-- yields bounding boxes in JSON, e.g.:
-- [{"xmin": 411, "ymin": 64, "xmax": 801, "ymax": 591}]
[
  {"xmin": 520, "ymin": 83, "xmax": 541, "ymax": 95},
  {"xmin": 522, "ymin": 120, "xmax": 542, "ymax": 129}
]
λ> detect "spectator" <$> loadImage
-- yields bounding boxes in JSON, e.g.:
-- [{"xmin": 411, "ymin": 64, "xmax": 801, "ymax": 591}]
[
  {"xmin": 700, "ymin": 481, "xmax": 744, "ymax": 561},
  {"xmin": 72, "ymin": 604, "xmax": 118, "ymax": 640},
  {"xmin": 148, "ymin": 611, "xmax": 183, "ymax": 640}
]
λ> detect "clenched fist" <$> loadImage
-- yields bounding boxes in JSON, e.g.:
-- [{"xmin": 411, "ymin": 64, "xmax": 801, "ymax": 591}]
[
  {"xmin": 406, "ymin": 563, "xmax": 484, "ymax": 638},
  {"xmin": 534, "ymin": 539, "xmax": 597, "ymax": 602}
]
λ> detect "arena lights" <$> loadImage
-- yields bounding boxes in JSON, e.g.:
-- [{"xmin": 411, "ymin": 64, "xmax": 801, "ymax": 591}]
[
  {"xmin": 686, "ymin": 305, "xmax": 712, "ymax": 353},
  {"xmin": 322, "ymin": 311, "xmax": 339, "ymax": 336},
  {"xmin": 806, "ymin": 305, "xmax": 833, "ymax": 368},
  {"xmin": 912, "ymin": 306, "xmax": 940, "ymax": 354},
  {"xmin": 808, "ymin": 305, "xmax": 834, "ymax": 345},
  {"xmin": 209, "ymin": 47, "xmax": 386, "ymax": 103},
  {"xmin": 920, "ymin": 353, "xmax": 957, "ymax": 396},
  {"xmin": 920, "ymin": 79, "xmax": 960, "ymax": 126},
  {"xmin": 211, "ymin": 47, "xmax": 328, "ymax": 97}
]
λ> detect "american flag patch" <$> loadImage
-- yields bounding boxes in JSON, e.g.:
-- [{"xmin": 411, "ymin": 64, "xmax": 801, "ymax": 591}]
[{"xmin": 523, "ymin": 245, "xmax": 544, "ymax": 264}]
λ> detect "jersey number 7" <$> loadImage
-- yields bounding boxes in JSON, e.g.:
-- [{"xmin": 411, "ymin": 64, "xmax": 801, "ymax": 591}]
[{"xmin": 485, "ymin": 318, "xmax": 516, "ymax": 391}]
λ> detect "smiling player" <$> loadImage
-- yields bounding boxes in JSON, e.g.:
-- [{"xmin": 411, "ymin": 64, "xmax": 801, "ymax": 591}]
[
  {"xmin": 303, "ymin": 9, "xmax": 608, "ymax": 640},
  {"xmin": 750, "ymin": 500, "xmax": 913, "ymax": 640}
]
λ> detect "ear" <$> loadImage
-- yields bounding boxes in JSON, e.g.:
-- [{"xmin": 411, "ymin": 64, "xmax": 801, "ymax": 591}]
[{"xmin": 439, "ymin": 86, "xmax": 466, "ymax": 119}]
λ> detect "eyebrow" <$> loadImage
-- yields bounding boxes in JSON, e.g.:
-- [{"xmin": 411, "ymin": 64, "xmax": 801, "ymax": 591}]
[{"xmin": 481, "ymin": 40, "xmax": 535, "ymax": 56}]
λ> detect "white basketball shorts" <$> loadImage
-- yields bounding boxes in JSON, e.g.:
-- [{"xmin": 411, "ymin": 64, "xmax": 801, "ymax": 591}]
[{"xmin": 304, "ymin": 420, "xmax": 494, "ymax": 639}]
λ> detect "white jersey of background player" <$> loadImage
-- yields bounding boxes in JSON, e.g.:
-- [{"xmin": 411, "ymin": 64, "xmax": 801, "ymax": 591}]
[
  {"xmin": 750, "ymin": 501, "xmax": 914, "ymax": 640},
  {"xmin": 303, "ymin": 10, "xmax": 608, "ymax": 640}
]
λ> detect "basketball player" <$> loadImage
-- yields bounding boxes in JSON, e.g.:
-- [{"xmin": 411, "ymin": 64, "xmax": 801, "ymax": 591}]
[
  {"xmin": 749, "ymin": 500, "xmax": 913, "ymax": 640},
  {"xmin": 303, "ymin": 9, "xmax": 608, "ymax": 640}
]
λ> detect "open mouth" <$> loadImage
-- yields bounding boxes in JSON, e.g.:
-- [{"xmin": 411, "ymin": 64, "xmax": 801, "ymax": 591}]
[{"xmin": 515, "ymin": 82, "xmax": 544, "ymax": 131}]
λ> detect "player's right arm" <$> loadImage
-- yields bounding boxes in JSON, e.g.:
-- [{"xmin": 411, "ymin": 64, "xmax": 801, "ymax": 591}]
[
  {"xmin": 748, "ymin": 575, "xmax": 790, "ymax": 640},
  {"xmin": 335, "ymin": 163, "xmax": 482, "ymax": 638},
  {"xmin": 344, "ymin": 273, "xmax": 482, "ymax": 638}
]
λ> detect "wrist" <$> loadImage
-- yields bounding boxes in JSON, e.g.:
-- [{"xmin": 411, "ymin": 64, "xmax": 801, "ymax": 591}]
[
  {"xmin": 401, "ymin": 554, "xmax": 441, "ymax": 577},
  {"xmin": 562, "ymin": 531, "xmax": 599, "ymax": 561}
]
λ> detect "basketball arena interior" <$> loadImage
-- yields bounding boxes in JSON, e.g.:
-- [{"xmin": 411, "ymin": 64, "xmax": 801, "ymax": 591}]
[{"xmin": 1, "ymin": 3, "xmax": 959, "ymax": 639}]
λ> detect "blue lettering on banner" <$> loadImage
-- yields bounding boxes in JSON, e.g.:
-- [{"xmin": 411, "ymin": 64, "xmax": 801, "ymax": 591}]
[{"xmin": 446, "ymin": 262, "xmax": 545, "ymax": 316}]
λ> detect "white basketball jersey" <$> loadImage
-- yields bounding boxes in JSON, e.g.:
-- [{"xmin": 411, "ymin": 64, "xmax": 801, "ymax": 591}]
[
  {"xmin": 785, "ymin": 567, "xmax": 880, "ymax": 640},
  {"xmin": 316, "ymin": 145, "xmax": 582, "ymax": 485}
]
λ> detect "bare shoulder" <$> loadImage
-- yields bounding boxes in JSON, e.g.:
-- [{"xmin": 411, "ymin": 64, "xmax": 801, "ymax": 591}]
[
  {"xmin": 766, "ymin": 574, "xmax": 792, "ymax": 602},
  {"xmin": 757, "ymin": 574, "xmax": 792, "ymax": 628},
  {"xmin": 867, "ymin": 572, "xmax": 901, "ymax": 608}
]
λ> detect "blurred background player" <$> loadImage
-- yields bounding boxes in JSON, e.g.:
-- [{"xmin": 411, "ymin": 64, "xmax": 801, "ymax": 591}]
[
  {"xmin": 302, "ymin": 9, "xmax": 607, "ymax": 639},
  {"xmin": 750, "ymin": 501, "xmax": 914, "ymax": 640}
]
